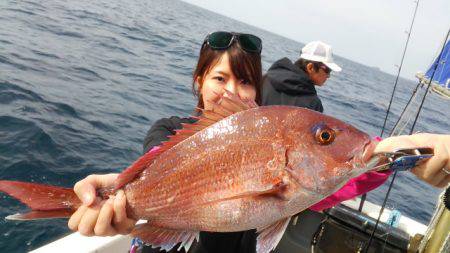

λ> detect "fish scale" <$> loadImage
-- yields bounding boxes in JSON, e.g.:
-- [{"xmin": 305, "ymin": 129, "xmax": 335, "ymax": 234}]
[
  {"xmin": 127, "ymin": 144, "xmax": 281, "ymax": 219},
  {"xmin": 0, "ymin": 95, "xmax": 377, "ymax": 253},
  {"xmin": 127, "ymin": 134, "xmax": 284, "ymax": 215}
]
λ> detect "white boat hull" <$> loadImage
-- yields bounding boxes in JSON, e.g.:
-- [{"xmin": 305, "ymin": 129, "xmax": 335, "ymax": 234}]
[{"xmin": 30, "ymin": 199, "xmax": 427, "ymax": 253}]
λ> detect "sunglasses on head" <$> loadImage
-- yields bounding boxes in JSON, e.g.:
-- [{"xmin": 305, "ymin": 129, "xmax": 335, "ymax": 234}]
[
  {"xmin": 319, "ymin": 64, "xmax": 332, "ymax": 74},
  {"xmin": 203, "ymin": 31, "xmax": 262, "ymax": 53}
]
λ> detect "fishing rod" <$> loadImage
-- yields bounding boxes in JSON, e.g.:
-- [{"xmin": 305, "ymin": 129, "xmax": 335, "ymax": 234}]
[
  {"xmin": 363, "ymin": 28, "xmax": 450, "ymax": 253},
  {"xmin": 389, "ymin": 81, "xmax": 423, "ymax": 136},
  {"xmin": 357, "ymin": 0, "xmax": 421, "ymax": 217},
  {"xmin": 379, "ymin": 0, "xmax": 420, "ymax": 138}
]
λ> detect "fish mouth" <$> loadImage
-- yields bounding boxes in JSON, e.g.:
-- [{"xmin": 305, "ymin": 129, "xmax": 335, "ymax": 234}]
[
  {"xmin": 353, "ymin": 140, "xmax": 380, "ymax": 172},
  {"xmin": 362, "ymin": 140, "xmax": 377, "ymax": 165}
]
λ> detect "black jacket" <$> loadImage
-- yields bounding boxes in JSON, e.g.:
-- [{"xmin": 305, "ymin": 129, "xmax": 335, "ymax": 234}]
[
  {"xmin": 262, "ymin": 57, "xmax": 324, "ymax": 112},
  {"xmin": 141, "ymin": 116, "xmax": 257, "ymax": 253},
  {"xmin": 143, "ymin": 116, "xmax": 196, "ymax": 153}
]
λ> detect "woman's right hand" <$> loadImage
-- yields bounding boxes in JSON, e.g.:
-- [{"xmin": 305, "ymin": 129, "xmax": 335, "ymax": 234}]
[{"xmin": 68, "ymin": 173, "xmax": 137, "ymax": 236}]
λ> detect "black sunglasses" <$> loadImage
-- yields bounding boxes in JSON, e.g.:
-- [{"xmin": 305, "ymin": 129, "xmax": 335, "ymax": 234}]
[
  {"xmin": 319, "ymin": 64, "xmax": 332, "ymax": 74},
  {"xmin": 203, "ymin": 31, "xmax": 262, "ymax": 53}
]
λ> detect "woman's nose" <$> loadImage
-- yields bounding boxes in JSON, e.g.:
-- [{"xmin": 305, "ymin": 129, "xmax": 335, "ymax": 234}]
[{"xmin": 224, "ymin": 81, "xmax": 238, "ymax": 96}]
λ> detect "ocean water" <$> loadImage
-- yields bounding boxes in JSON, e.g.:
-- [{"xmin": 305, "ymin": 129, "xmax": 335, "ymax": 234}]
[{"xmin": 0, "ymin": 0, "xmax": 448, "ymax": 252}]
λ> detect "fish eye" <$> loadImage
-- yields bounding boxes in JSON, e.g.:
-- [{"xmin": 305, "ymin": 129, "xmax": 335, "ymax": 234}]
[{"xmin": 315, "ymin": 126, "xmax": 336, "ymax": 145}]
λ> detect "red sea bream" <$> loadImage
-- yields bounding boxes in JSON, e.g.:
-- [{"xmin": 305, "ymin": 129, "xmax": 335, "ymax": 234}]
[{"xmin": 0, "ymin": 94, "xmax": 378, "ymax": 253}]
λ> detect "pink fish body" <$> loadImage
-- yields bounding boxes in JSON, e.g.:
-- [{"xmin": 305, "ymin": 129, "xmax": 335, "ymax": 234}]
[
  {"xmin": 126, "ymin": 106, "xmax": 372, "ymax": 228},
  {"xmin": 0, "ymin": 95, "xmax": 377, "ymax": 253}
]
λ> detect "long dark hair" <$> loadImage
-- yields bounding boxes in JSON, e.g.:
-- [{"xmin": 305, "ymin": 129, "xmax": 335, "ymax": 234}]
[{"xmin": 192, "ymin": 41, "xmax": 262, "ymax": 110}]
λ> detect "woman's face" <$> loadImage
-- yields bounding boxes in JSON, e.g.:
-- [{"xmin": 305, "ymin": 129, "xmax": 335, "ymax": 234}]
[{"xmin": 199, "ymin": 52, "xmax": 257, "ymax": 110}]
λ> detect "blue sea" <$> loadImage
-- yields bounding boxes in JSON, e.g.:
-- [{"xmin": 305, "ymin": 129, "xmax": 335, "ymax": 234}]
[{"xmin": 0, "ymin": 0, "xmax": 448, "ymax": 252}]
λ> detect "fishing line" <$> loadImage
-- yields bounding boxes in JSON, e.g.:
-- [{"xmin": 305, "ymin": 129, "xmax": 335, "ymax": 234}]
[
  {"xmin": 379, "ymin": 0, "xmax": 420, "ymax": 138},
  {"xmin": 358, "ymin": 0, "xmax": 421, "ymax": 219},
  {"xmin": 364, "ymin": 28, "xmax": 450, "ymax": 253},
  {"xmin": 389, "ymin": 81, "xmax": 423, "ymax": 136}
]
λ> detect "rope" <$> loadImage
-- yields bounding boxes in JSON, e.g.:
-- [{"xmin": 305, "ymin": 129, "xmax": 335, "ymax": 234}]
[{"xmin": 411, "ymin": 28, "xmax": 450, "ymax": 131}]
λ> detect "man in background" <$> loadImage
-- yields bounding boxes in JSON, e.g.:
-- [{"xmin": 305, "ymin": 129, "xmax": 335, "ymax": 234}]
[{"xmin": 262, "ymin": 41, "xmax": 341, "ymax": 113}]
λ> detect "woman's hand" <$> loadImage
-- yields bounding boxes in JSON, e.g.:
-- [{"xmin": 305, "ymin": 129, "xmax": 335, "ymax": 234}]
[
  {"xmin": 68, "ymin": 173, "xmax": 137, "ymax": 236},
  {"xmin": 375, "ymin": 133, "xmax": 450, "ymax": 188}
]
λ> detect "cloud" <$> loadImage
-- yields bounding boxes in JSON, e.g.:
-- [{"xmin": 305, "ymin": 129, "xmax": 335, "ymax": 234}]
[{"xmin": 182, "ymin": 0, "xmax": 450, "ymax": 79}]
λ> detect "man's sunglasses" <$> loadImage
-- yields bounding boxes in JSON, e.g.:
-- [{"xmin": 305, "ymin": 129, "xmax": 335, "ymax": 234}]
[
  {"xmin": 203, "ymin": 31, "xmax": 262, "ymax": 53},
  {"xmin": 319, "ymin": 64, "xmax": 332, "ymax": 74}
]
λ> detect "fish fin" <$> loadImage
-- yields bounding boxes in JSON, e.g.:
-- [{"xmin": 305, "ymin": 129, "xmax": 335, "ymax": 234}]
[
  {"xmin": 0, "ymin": 180, "xmax": 80, "ymax": 219},
  {"xmin": 236, "ymin": 177, "xmax": 288, "ymax": 200},
  {"xmin": 0, "ymin": 180, "xmax": 80, "ymax": 210},
  {"xmin": 6, "ymin": 209, "xmax": 74, "ymax": 220},
  {"xmin": 265, "ymin": 177, "xmax": 289, "ymax": 200},
  {"xmin": 115, "ymin": 146, "xmax": 164, "ymax": 189},
  {"xmin": 175, "ymin": 177, "xmax": 289, "ymax": 215},
  {"xmin": 115, "ymin": 90, "xmax": 258, "ymax": 189},
  {"xmin": 256, "ymin": 217, "xmax": 291, "ymax": 253},
  {"xmin": 292, "ymin": 215, "xmax": 299, "ymax": 226},
  {"xmin": 131, "ymin": 223, "xmax": 199, "ymax": 252},
  {"xmin": 207, "ymin": 89, "xmax": 258, "ymax": 116}
]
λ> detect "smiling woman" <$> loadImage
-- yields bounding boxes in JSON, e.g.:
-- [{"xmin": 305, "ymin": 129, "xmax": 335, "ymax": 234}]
[
  {"xmin": 69, "ymin": 31, "xmax": 264, "ymax": 253},
  {"xmin": 193, "ymin": 31, "xmax": 262, "ymax": 111},
  {"xmin": 1, "ymin": 1, "xmax": 449, "ymax": 252}
]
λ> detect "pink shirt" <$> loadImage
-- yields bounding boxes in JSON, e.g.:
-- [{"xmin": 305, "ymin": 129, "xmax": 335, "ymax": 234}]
[{"xmin": 309, "ymin": 170, "xmax": 392, "ymax": 211}]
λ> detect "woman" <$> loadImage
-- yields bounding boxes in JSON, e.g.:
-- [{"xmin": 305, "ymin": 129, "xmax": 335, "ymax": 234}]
[
  {"xmin": 69, "ymin": 31, "xmax": 264, "ymax": 253},
  {"xmin": 68, "ymin": 32, "xmax": 450, "ymax": 252}
]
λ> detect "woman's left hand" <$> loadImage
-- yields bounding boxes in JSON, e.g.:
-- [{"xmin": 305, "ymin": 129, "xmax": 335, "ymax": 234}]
[
  {"xmin": 375, "ymin": 133, "xmax": 450, "ymax": 188},
  {"xmin": 68, "ymin": 174, "xmax": 137, "ymax": 236}
]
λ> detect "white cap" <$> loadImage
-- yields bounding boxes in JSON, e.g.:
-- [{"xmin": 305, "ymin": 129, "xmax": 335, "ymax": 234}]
[{"xmin": 300, "ymin": 41, "xmax": 342, "ymax": 72}]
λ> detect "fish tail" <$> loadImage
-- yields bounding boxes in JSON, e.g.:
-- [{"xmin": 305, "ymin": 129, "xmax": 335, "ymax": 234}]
[{"xmin": 0, "ymin": 180, "xmax": 81, "ymax": 220}]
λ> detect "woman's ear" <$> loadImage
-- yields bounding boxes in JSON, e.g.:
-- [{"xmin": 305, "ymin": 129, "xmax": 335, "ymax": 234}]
[
  {"xmin": 195, "ymin": 76, "xmax": 203, "ymax": 95},
  {"xmin": 196, "ymin": 76, "xmax": 202, "ymax": 86}
]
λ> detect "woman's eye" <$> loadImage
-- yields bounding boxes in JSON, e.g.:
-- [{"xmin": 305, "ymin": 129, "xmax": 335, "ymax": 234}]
[
  {"xmin": 241, "ymin": 79, "xmax": 250, "ymax": 85},
  {"xmin": 214, "ymin": 76, "xmax": 225, "ymax": 82}
]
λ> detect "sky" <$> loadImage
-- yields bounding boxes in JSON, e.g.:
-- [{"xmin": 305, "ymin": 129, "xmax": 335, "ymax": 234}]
[{"xmin": 182, "ymin": 0, "xmax": 449, "ymax": 80}]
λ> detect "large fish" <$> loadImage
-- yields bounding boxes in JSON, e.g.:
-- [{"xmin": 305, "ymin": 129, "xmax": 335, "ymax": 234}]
[{"xmin": 0, "ymin": 92, "xmax": 379, "ymax": 253}]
